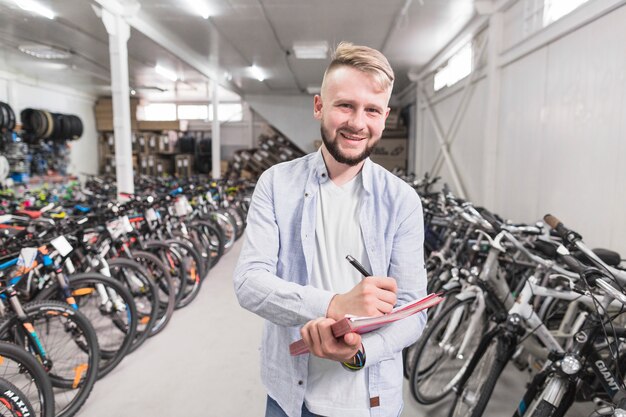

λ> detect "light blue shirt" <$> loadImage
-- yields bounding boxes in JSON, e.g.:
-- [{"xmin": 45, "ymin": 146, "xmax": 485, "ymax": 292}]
[{"xmin": 233, "ymin": 150, "xmax": 427, "ymax": 417}]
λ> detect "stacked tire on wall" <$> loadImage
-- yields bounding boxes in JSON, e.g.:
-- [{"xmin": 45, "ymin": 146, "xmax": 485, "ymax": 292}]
[{"xmin": 20, "ymin": 108, "xmax": 83, "ymax": 144}]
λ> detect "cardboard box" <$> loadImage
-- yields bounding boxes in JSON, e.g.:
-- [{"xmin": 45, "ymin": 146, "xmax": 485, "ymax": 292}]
[
  {"xmin": 175, "ymin": 154, "xmax": 194, "ymax": 178},
  {"xmin": 138, "ymin": 155, "xmax": 156, "ymax": 176},
  {"xmin": 137, "ymin": 120, "xmax": 180, "ymax": 131},
  {"xmin": 157, "ymin": 134, "xmax": 176, "ymax": 154},
  {"xmin": 370, "ymin": 138, "xmax": 407, "ymax": 171},
  {"xmin": 155, "ymin": 157, "xmax": 174, "ymax": 176}
]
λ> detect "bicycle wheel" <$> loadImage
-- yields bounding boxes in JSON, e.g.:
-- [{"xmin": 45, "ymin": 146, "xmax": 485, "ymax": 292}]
[
  {"xmin": 106, "ymin": 258, "xmax": 159, "ymax": 352},
  {"xmin": 207, "ymin": 211, "xmax": 236, "ymax": 251},
  {"xmin": 144, "ymin": 241, "xmax": 187, "ymax": 306},
  {"xmin": 0, "ymin": 301, "xmax": 99, "ymax": 417},
  {"xmin": 514, "ymin": 372, "xmax": 574, "ymax": 417},
  {"xmin": 172, "ymin": 229, "xmax": 211, "ymax": 280},
  {"xmin": 192, "ymin": 220, "xmax": 225, "ymax": 267},
  {"xmin": 164, "ymin": 239, "xmax": 203, "ymax": 309},
  {"xmin": 0, "ymin": 341, "xmax": 55, "ymax": 417},
  {"xmin": 447, "ymin": 330, "xmax": 507, "ymax": 417},
  {"xmin": 130, "ymin": 251, "xmax": 175, "ymax": 336},
  {"xmin": 0, "ymin": 376, "xmax": 37, "ymax": 417},
  {"xmin": 409, "ymin": 296, "xmax": 487, "ymax": 404},
  {"xmin": 35, "ymin": 272, "xmax": 137, "ymax": 379}
]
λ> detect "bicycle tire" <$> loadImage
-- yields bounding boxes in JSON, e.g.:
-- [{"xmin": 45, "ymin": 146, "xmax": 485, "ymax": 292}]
[
  {"xmin": 447, "ymin": 330, "xmax": 506, "ymax": 417},
  {"xmin": 192, "ymin": 220, "xmax": 225, "ymax": 267},
  {"xmin": 0, "ymin": 376, "xmax": 37, "ymax": 417},
  {"xmin": 35, "ymin": 272, "xmax": 138, "ymax": 379},
  {"xmin": 144, "ymin": 240, "xmax": 187, "ymax": 306},
  {"xmin": 409, "ymin": 296, "xmax": 487, "ymax": 404},
  {"xmin": 105, "ymin": 258, "xmax": 159, "ymax": 352},
  {"xmin": 0, "ymin": 300, "xmax": 100, "ymax": 417},
  {"xmin": 130, "ymin": 251, "xmax": 175, "ymax": 337},
  {"xmin": 164, "ymin": 239, "xmax": 203, "ymax": 309},
  {"xmin": 0, "ymin": 341, "xmax": 55, "ymax": 417}
]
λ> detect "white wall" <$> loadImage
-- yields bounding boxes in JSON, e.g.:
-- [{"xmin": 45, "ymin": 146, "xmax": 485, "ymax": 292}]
[
  {"xmin": 414, "ymin": 1, "xmax": 626, "ymax": 254},
  {"xmin": 0, "ymin": 70, "xmax": 98, "ymax": 178},
  {"xmin": 245, "ymin": 94, "xmax": 320, "ymax": 153}
]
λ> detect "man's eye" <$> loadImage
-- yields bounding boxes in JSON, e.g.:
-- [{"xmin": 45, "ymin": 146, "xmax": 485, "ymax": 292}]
[{"xmin": 367, "ymin": 108, "xmax": 381, "ymax": 114}]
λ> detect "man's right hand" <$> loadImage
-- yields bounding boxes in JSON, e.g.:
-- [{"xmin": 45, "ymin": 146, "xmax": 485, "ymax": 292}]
[{"xmin": 326, "ymin": 276, "xmax": 397, "ymax": 320}]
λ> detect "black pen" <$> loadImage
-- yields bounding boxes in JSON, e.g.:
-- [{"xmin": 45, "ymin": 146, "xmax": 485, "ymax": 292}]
[{"xmin": 346, "ymin": 255, "xmax": 372, "ymax": 277}]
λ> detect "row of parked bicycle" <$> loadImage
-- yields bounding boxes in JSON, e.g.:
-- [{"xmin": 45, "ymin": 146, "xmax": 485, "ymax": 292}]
[
  {"xmin": 402, "ymin": 175, "xmax": 626, "ymax": 417},
  {"xmin": 0, "ymin": 175, "xmax": 252, "ymax": 417}
]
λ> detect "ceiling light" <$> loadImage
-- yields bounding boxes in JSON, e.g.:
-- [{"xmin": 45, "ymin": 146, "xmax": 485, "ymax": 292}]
[
  {"xmin": 130, "ymin": 89, "xmax": 137, "ymax": 96},
  {"xmin": 155, "ymin": 64, "xmax": 178, "ymax": 82},
  {"xmin": 13, "ymin": 0, "xmax": 55, "ymax": 19},
  {"xmin": 306, "ymin": 86, "xmax": 321, "ymax": 95},
  {"xmin": 293, "ymin": 41, "xmax": 329, "ymax": 59},
  {"xmin": 18, "ymin": 44, "xmax": 72, "ymax": 60},
  {"xmin": 249, "ymin": 65, "xmax": 265, "ymax": 82},
  {"xmin": 185, "ymin": 0, "xmax": 210, "ymax": 19}
]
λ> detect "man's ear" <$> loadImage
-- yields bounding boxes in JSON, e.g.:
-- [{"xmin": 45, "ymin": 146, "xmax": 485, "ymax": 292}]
[{"xmin": 313, "ymin": 95, "xmax": 323, "ymax": 120}]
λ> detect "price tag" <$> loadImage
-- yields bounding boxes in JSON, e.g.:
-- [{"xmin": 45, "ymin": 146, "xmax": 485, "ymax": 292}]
[
  {"xmin": 122, "ymin": 215, "xmax": 134, "ymax": 233},
  {"xmin": 106, "ymin": 217, "xmax": 130, "ymax": 239},
  {"xmin": 175, "ymin": 199, "xmax": 187, "ymax": 217},
  {"xmin": 18, "ymin": 248, "xmax": 38, "ymax": 269},
  {"xmin": 146, "ymin": 208, "xmax": 158, "ymax": 222},
  {"xmin": 51, "ymin": 236, "xmax": 73, "ymax": 257}
]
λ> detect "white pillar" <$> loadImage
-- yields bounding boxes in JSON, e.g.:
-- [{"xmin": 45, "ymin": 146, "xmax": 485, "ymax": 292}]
[
  {"xmin": 482, "ymin": 11, "xmax": 503, "ymax": 208},
  {"xmin": 211, "ymin": 81, "xmax": 221, "ymax": 178},
  {"xmin": 101, "ymin": 8, "xmax": 134, "ymax": 198}
]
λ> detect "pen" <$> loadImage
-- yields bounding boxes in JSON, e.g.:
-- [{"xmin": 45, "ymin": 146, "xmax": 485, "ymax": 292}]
[{"xmin": 346, "ymin": 255, "xmax": 372, "ymax": 277}]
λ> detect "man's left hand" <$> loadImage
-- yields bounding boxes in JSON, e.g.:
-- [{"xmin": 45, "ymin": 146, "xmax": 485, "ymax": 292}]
[{"xmin": 300, "ymin": 318, "xmax": 361, "ymax": 362}]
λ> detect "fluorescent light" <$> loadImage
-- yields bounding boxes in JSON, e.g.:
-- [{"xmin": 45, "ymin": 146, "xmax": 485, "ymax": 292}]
[
  {"xmin": 18, "ymin": 44, "xmax": 72, "ymax": 59},
  {"xmin": 249, "ymin": 65, "xmax": 265, "ymax": 82},
  {"xmin": 155, "ymin": 64, "xmax": 178, "ymax": 82},
  {"xmin": 185, "ymin": 0, "xmax": 210, "ymax": 19},
  {"xmin": 293, "ymin": 41, "xmax": 329, "ymax": 59},
  {"xmin": 306, "ymin": 86, "xmax": 321, "ymax": 95},
  {"xmin": 13, "ymin": 0, "xmax": 55, "ymax": 19}
]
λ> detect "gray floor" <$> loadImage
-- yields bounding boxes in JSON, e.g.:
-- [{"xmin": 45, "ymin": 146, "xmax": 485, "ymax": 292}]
[{"xmin": 79, "ymin": 238, "xmax": 594, "ymax": 417}]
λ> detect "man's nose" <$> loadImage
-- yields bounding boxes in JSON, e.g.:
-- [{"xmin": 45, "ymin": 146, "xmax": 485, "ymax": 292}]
[{"xmin": 347, "ymin": 109, "xmax": 366, "ymax": 132}]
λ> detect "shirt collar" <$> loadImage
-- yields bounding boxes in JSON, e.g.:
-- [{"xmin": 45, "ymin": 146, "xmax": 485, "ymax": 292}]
[{"xmin": 312, "ymin": 148, "xmax": 372, "ymax": 194}]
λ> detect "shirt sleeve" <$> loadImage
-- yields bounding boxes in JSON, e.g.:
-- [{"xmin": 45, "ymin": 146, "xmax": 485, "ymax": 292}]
[
  {"xmin": 361, "ymin": 191, "xmax": 428, "ymax": 366},
  {"xmin": 233, "ymin": 169, "xmax": 335, "ymax": 327}
]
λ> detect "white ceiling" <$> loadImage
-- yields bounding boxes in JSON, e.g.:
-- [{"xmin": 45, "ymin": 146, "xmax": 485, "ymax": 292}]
[{"xmin": 0, "ymin": 0, "xmax": 476, "ymax": 102}]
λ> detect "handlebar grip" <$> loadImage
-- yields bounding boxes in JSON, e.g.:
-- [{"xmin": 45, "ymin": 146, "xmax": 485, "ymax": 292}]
[
  {"xmin": 543, "ymin": 213, "xmax": 582, "ymax": 245},
  {"xmin": 543, "ymin": 214, "xmax": 560, "ymax": 229}
]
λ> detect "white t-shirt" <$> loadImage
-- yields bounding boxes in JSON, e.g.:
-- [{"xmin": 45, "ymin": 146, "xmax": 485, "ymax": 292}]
[{"xmin": 304, "ymin": 173, "xmax": 372, "ymax": 417}]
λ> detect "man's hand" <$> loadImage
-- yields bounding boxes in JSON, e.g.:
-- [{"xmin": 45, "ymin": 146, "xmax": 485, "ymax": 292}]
[
  {"xmin": 326, "ymin": 276, "xmax": 397, "ymax": 320},
  {"xmin": 300, "ymin": 318, "xmax": 361, "ymax": 362}
]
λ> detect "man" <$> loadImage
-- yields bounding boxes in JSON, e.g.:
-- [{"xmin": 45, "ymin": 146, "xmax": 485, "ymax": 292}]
[{"xmin": 234, "ymin": 42, "xmax": 427, "ymax": 417}]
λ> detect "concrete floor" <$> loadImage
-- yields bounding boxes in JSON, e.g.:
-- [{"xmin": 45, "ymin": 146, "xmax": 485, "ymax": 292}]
[{"xmin": 79, "ymin": 237, "xmax": 594, "ymax": 417}]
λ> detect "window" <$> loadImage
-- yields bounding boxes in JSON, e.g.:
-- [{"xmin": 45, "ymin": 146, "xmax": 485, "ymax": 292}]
[
  {"xmin": 434, "ymin": 42, "xmax": 473, "ymax": 92},
  {"xmin": 139, "ymin": 102, "xmax": 243, "ymax": 122},
  {"xmin": 142, "ymin": 103, "xmax": 177, "ymax": 121},
  {"xmin": 543, "ymin": 0, "xmax": 589, "ymax": 26},
  {"xmin": 209, "ymin": 103, "xmax": 243, "ymax": 122},
  {"xmin": 178, "ymin": 104, "xmax": 208, "ymax": 120}
]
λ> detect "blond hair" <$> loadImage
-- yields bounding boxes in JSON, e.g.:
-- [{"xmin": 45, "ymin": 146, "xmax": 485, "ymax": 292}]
[{"xmin": 322, "ymin": 42, "xmax": 394, "ymax": 93}]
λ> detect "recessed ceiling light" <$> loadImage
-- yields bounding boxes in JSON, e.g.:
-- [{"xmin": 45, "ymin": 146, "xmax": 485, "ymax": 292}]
[
  {"xmin": 18, "ymin": 44, "xmax": 72, "ymax": 60},
  {"xmin": 155, "ymin": 64, "xmax": 178, "ymax": 82},
  {"xmin": 249, "ymin": 65, "xmax": 265, "ymax": 82},
  {"xmin": 293, "ymin": 41, "xmax": 329, "ymax": 59},
  {"xmin": 13, "ymin": 0, "xmax": 55, "ymax": 19}
]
